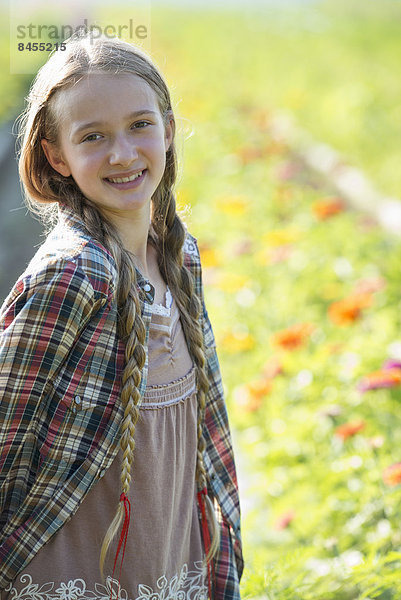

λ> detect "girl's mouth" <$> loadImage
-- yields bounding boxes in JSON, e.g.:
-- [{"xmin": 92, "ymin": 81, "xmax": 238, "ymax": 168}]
[{"xmin": 104, "ymin": 169, "xmax": 147, "ymax": 189}]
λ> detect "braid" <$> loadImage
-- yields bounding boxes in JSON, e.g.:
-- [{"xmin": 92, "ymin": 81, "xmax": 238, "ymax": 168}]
[
  {"xmin": 153, "ymin": 192, "xmax": 220, "ymax": 563},
  {"xmin": 68, "ymin": 198, "xmax": 147, "ymax": 579}
]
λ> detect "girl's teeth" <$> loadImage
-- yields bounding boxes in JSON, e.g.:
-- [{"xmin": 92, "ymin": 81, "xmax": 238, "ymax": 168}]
[{"xmin": 108, "ymin": 170, "xmax": 143, "ymax": 183}]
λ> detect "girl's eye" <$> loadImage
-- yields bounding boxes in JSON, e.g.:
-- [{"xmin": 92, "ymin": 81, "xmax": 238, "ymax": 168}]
[
  {"xmin": 83, "ymin": 133, "xmax": 102, "ymax": 142},
  {"xmin": 132, "ymin": 121, "xmax": 151, "ymax": 129}
]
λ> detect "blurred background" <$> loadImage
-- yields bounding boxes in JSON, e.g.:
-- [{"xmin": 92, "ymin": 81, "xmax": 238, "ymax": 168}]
[{"xmin": 3, "ymin": 1, "xmax": 401, "ymax": 597}]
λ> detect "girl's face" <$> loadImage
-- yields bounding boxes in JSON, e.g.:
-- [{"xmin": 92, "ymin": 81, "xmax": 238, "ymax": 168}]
[{"xmin": 41, "ymin": 72, "xmax": 174, "ymax": 220}]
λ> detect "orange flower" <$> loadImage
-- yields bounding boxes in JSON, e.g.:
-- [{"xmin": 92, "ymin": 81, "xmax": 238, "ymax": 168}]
[
  {"xmin": 247, "ymin": 379, "xmax": 272, "ymax": 399},
  {"xmin": 328, "ymin": 293, "xmax": 372, "ymax": 326},
  {"xmin": 235, "ymin": 379, "xmax": 272, "ymax": 413},
  {"xmin": 334, "ymin": 420, "xmax": 365, "ymax": 440},
  {"xmin": 271, "ymin": 323, "xmax": 314, "ymax": 351},
  {"xmin": 274, "ymin": 509, "xmax": 295, "ymax": 530},
  {"xmin": 383, "ymin": 462, "xmax": 401, "ymax": 486},
  {"xmin": 312, "ymin": 198, "xmax": 345, "ymax": 220},
  {"xmin": 358, "ymin": 368, "xmax": 401, "ymax": 392},
  {"xmin": 240, "ymin": 379, "xmax": 272, "ymax": 412}
]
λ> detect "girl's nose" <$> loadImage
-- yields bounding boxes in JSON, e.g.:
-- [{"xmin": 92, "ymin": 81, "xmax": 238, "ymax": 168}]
[{"xmin": 108, "ymin": 135, "xmax": 139, "ymax": 166}]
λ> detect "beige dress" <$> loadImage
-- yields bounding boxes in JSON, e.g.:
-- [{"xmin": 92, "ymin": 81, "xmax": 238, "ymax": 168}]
[{"xmin": 4, "ymin": 287, "xmax": 207, "ymax": 600}]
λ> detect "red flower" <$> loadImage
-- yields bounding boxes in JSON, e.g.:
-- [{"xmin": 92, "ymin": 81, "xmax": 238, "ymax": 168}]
[
  {"xmin": 383, "ymin": 462, "xmax": 401, "ymax": 486},
  {"xmin": 274, "ymin": 509, "xmax": 295, "ymax": 530},
  {"xmin": 271, "ymin": 323, "xmax": 314, "ymax": 351},
  {"xmin": 334, "ymin": 420, "xmax": 366, "ymax": 440}
]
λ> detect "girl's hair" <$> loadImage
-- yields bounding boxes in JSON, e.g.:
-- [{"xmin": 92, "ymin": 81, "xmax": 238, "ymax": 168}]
[{"xmin": 16, "ymin": 30, "xmax": 219, "ymax": 578}]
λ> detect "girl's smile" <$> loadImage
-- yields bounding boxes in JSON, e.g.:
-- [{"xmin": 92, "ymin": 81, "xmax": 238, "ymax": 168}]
[{"xmin": 104, "ymin": 168, "xmax": 147, "ymax": 189}]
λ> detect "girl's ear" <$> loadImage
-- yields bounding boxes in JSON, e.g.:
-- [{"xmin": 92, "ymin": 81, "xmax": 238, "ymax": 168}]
[{"xmin": 41, "ymin": 139, "xmax": 71, "ymax": 177}]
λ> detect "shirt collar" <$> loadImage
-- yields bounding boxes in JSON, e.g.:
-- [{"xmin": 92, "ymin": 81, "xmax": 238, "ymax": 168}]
[{"xmin": 57, "ymin": 202, "xmax": 154, "ymax": 304}]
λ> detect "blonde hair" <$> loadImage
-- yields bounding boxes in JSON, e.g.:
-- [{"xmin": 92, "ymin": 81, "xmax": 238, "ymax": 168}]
[{"xmin": 16, "ymin": 30, "xmax": 219, "ymax": 580}]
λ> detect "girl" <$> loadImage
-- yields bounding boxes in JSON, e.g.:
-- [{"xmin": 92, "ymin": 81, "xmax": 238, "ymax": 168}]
[{"xmin": 0, "ymin": 30, "xmax": 242, "ymax": 600}]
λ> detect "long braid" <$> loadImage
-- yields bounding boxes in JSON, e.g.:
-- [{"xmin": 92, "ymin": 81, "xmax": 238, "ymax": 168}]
[
  {"xmin": 153, "ymin": 191, "xmax": 220, "ymax": 563},
  {"xmin": 69, "ymin": 198, "xmax": 147, "ymax": 579}
]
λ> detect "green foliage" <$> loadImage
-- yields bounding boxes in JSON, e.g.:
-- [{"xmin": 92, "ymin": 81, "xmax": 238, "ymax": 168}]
[{"xmin": 148, "ymin": 2, "xmax": 401, "ymax": 596}]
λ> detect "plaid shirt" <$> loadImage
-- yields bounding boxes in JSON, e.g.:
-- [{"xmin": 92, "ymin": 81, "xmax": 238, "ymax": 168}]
[{"xmin": 0, "ymin": 203, "xmax": 243, "ymax": 598}]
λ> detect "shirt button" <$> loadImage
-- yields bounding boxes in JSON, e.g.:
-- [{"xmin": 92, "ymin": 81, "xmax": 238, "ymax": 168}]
[
  {"xmin": 74, "ymin": 396, "xmax": 82, "ymax": 405},
  {"xmin": 98, "ymin": 469, "xmax": 107, "ymax": 478}
]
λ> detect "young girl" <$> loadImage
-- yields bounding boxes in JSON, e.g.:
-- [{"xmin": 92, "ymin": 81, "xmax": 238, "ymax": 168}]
[{"xmin": 0, "ymin": 30, "xmax": 242, "ymax": 600}]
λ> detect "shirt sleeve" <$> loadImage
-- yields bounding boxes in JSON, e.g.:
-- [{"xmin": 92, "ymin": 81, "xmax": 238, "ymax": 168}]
[
  {"xmin": 0, "ymin": 259, "xmax": 96, "ymax": 477},
  {"xmin": 186, "ymin": 236, "xmax": 244, "ymax": 586}
]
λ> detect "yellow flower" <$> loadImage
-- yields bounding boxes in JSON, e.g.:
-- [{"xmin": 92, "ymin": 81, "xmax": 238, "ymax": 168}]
[
  {"xmin": 215, "ymin": 272, "xmax": 250, "ymax": 293},
  {"xmin": 219, "ymin": 331, "xmax": 256, "ymax": 353},
  {"xmin": 262, "ymin": 228, "xmax": 301, "ymax": 247},
  {"xmin": 215, "ymin": 195, "xmax": 249, "ymax": 216},
  {"xmin": 199, "ymin": 244, "xmax": 221, "ymax": 268}
]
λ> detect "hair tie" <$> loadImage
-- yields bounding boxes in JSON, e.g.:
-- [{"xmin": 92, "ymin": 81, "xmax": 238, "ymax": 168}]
[{"xmin": 110, "ymin": 493, "xmax": 131, "ymax": 600}]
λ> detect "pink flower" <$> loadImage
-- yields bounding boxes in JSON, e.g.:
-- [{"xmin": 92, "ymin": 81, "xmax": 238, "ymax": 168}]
[
  {"xmin": 358, "ymin": 368, "xmax": 401, "ymax": 392},
  {"xmin": 274, "ymin": 509, "xmax": 295, "ymax": 530}
]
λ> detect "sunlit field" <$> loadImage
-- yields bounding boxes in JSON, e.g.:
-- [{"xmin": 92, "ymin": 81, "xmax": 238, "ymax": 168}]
[{"xmin": 3, "ymin": 1, "xmax": 401, "ymax": 597}]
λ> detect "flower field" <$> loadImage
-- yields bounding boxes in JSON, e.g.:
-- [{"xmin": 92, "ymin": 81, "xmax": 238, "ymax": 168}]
[
  {"xmin": 3, "ymin": 0, "xmax": 401, "ymax": 596},
  {"xmin": 191, "ymin": 123, "xmax": 401, "ymax": 598},
  {"xmin": 147, "ymin": 2, "xmax": 401, "ymax": 597}
]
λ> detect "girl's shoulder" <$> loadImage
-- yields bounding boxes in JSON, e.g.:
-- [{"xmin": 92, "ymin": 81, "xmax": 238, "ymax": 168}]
[
  {"xmin": 29, "ymin": 225, "xmax": 115, "ymax": 295},
  {"xmin": 1, "ymin": 220, "xmax": 116, "ymax": 316}
]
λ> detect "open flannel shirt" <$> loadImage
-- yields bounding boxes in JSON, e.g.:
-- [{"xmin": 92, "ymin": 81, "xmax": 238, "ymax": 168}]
[{"xmin": 0, "ymin": 203, "xmax": 243, "ymax": 598}]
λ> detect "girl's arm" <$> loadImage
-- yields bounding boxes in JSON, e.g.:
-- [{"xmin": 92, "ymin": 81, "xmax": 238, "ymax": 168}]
[{"xmin": 0, "ymin": 259, "xmax": 96, "ymax": 512}]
